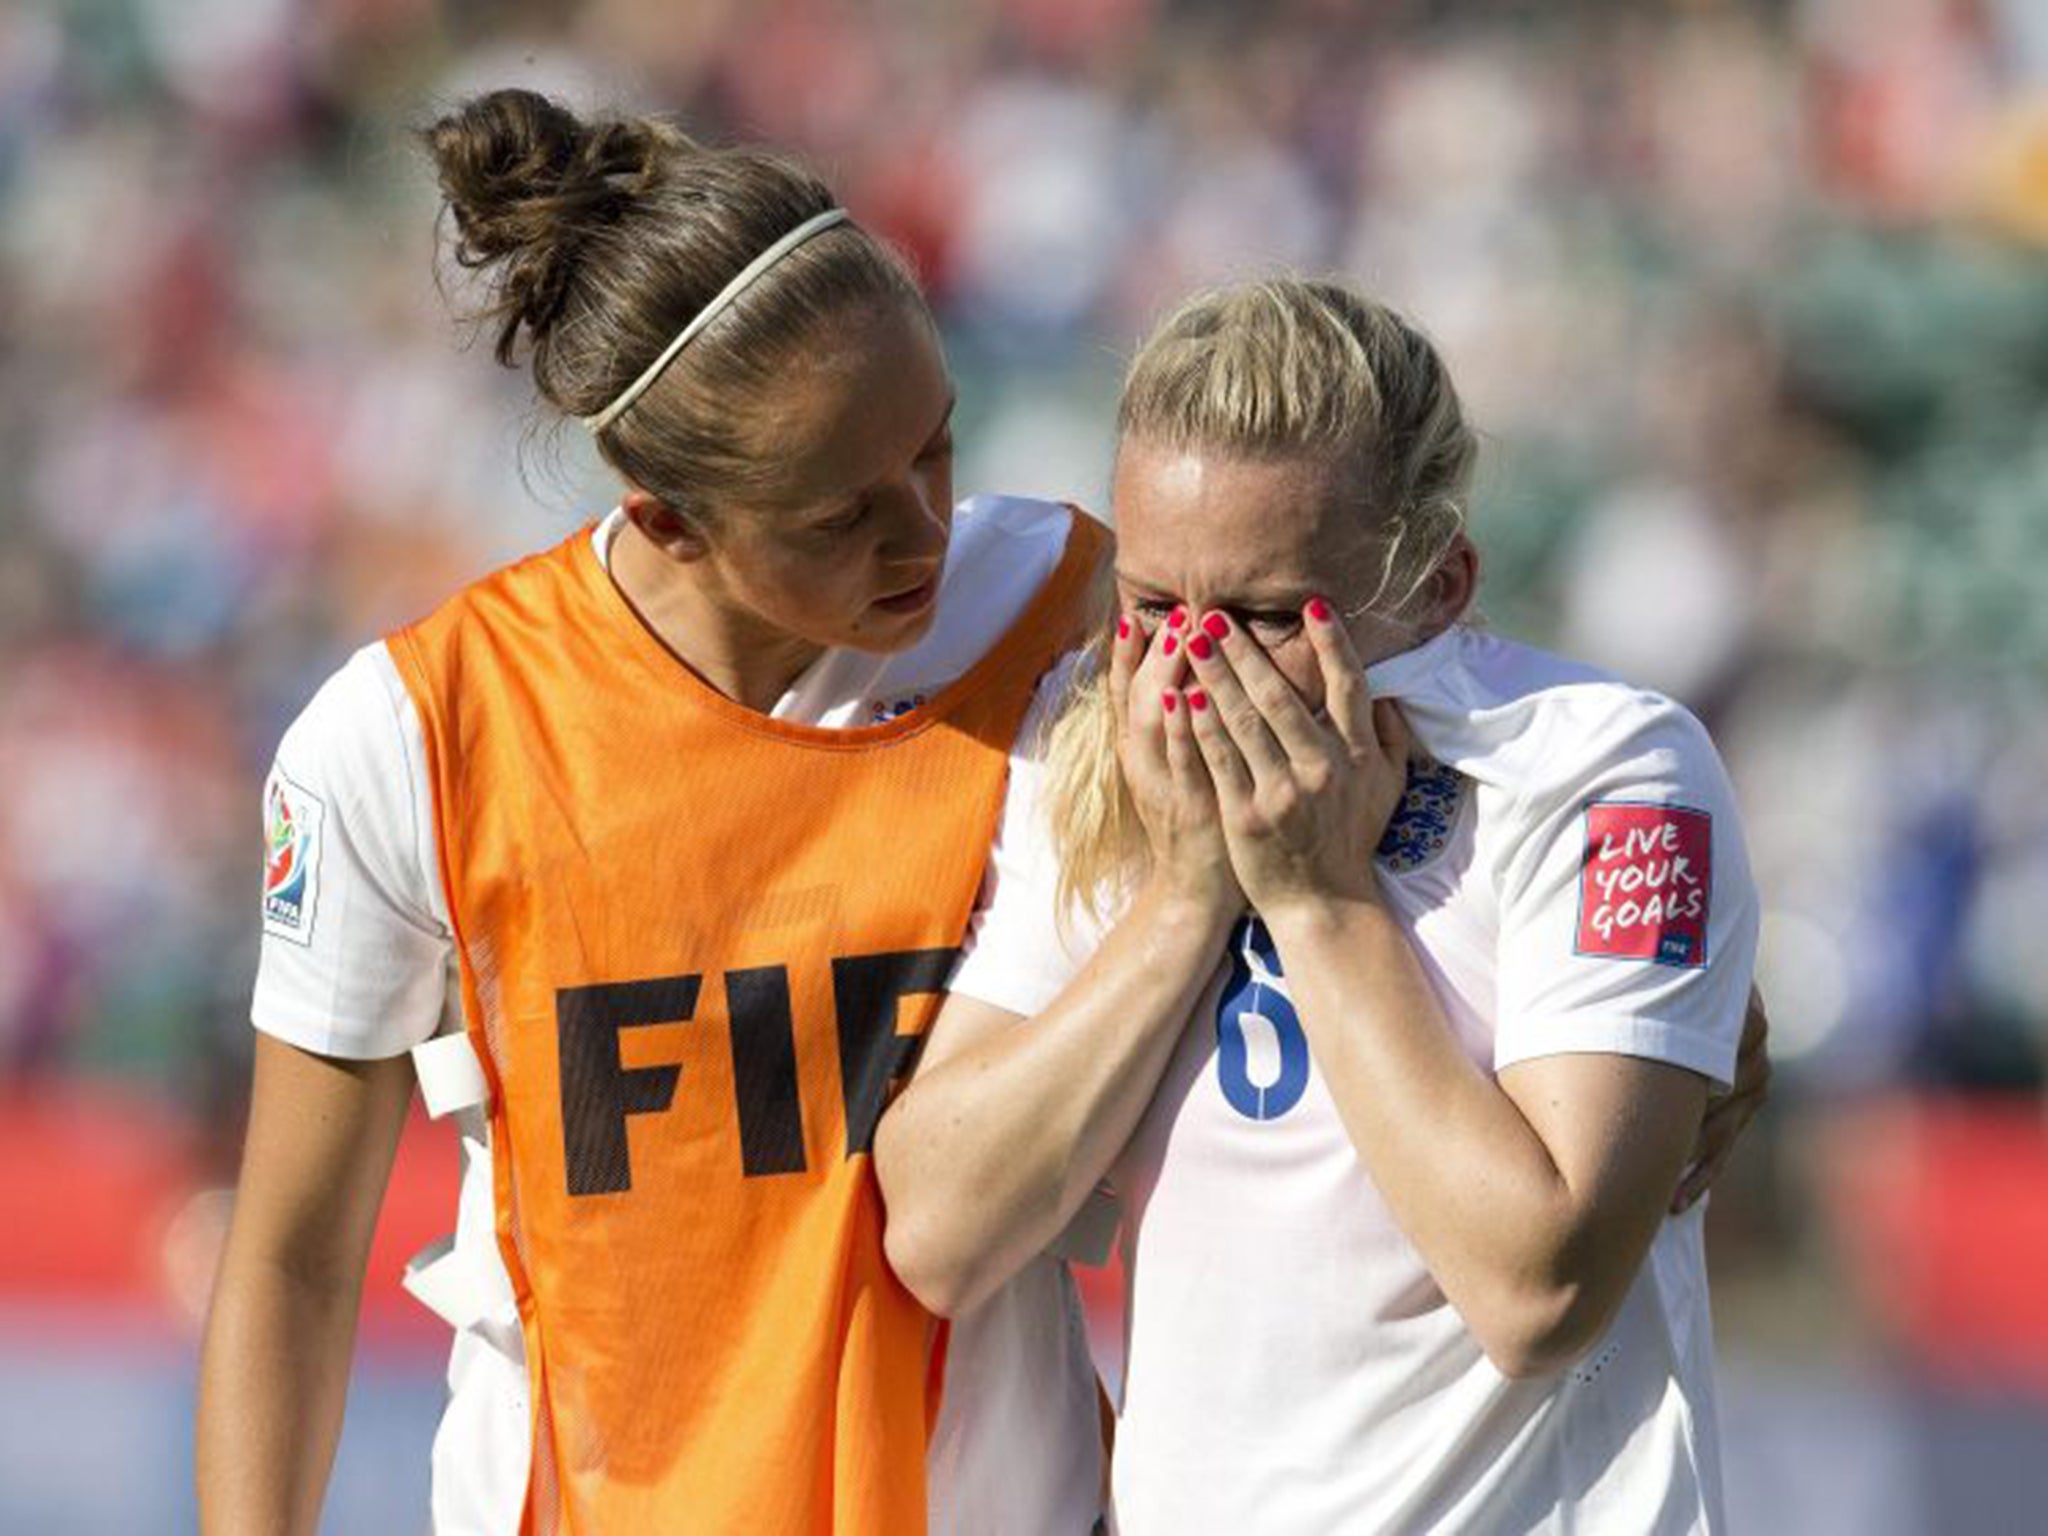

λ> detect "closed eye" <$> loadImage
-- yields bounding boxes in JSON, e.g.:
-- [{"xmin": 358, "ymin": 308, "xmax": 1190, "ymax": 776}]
[
  {"xmin": 1242, "ymin": 609, "xmax": 1305, "ymax": 642},
  {"xmin": 1125, "ymin": 598, "xmax": 1302, "ymax": 643},
  {"xmin": 815, "ymin": 498, "xmax": 872, "ymax": 534}
]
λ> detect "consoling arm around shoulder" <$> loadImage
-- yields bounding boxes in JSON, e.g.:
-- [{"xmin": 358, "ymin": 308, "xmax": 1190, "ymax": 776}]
[{"xmin": 196, "ymin": 1032, "xmax": 416, "ymax": 1536}]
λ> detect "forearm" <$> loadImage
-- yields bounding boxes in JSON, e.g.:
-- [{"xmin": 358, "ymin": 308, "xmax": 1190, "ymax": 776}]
[
  {"xmin": 196, "ymin": 1249, "xmax": 367, "ymax": 1536},
  {"xmin": 195, "ymin": 1033, "xmax": 414, "ymax": 1529},
  {"xmin": 1264, "ymin": 895, "xmax": 1652, "ymax": 1372},
  {"xmin": 877, "ymin": 883, "xmax": 1234, "ymax": 1314}
]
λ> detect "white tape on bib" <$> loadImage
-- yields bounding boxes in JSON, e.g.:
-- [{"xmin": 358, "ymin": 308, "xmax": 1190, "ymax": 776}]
[
  {"xmin": 411, "ymin": 1031, "xmax": 489, "ymax": 1119},
  {"xmin": 401, "ymin": 1233, "xmax": 516, "ymax": 1333},
  {"xmin": 1046, "ymin": 1184, "xmax": 1120, "ymax": 1268}
]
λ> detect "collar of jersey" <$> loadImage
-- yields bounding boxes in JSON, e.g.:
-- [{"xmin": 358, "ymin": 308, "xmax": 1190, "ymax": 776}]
[{"xmin": 1364, "ymin": 623, "xmax": 1464, "ymax": 701}]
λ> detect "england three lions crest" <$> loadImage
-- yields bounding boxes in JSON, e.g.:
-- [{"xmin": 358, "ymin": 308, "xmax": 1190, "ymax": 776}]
[{"xmin": 1375, "ymin": 758, "xmax": 1469, "ymax": 874}]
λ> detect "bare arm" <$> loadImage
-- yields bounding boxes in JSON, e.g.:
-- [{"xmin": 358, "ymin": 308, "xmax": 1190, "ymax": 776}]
[
  {"xmin": 1182, "ymin": 603, "xmax": 1731, "ymax": 1377},
  {"xmin": 196, "ymin": 1033, "xmax": 415, "ymax": 1535},
  {"xmin": 1263, "ymin": 895, "xmax": 1705, "ymax": 1376},
  {"xmin": 877, "ymin": 611, "xmax": 1237, "ymax": 1316},
  {"xmin": 877, "ymin": 882, "xmax": 1232, "ymax": 1316}
]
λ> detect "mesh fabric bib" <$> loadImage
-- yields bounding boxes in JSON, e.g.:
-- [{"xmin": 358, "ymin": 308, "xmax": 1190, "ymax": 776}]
[{"xmin": 389, "ymin": 510, "xmax": 1104, "ymax": 1534}]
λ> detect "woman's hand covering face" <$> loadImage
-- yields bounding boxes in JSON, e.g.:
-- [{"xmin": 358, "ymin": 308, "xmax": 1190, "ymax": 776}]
[
  {"xmin": 1168, "ymin": 599, "xmax": 1411, "ymax": 918},
  {"xmin": 1108, "ymin": 606, "xmax": 1243, "ymax": 920}
]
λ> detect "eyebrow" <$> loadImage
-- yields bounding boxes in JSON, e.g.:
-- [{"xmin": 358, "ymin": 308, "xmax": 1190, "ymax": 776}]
[{"xmin": 792, "ymin": 389, "xmax": 958, "ymax": 520}]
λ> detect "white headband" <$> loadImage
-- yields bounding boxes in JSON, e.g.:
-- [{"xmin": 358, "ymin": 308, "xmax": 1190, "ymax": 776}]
[{"xmin": 581, "ymin": 207, "xmax": 850, "ymax": 435}]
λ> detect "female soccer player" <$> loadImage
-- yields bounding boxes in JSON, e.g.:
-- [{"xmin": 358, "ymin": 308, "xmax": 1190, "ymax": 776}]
[
  {"xmin": 194, "ymin": 89, "xmax": 1107, "ymax": 1534},
  {"xmin": 878, "ymin": 278, "xmax": 1763, "ymax": 1533}
]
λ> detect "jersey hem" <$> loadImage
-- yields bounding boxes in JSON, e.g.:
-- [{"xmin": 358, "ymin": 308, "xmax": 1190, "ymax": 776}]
[{"xmin": 249, "ymin": 1005, "xmax": 416, "ymax": 1062}]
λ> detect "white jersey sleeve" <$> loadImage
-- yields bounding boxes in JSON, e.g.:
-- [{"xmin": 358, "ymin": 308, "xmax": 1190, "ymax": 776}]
[
  {"xmin": 945, "ymin": 655, "xmax": 1104, "ymax": 1018},
  {"xmin": 252, "ymin": 642, "xmax": 454, "ymax": 1059},
  {"xmin": 1489, "ymin": 694, "xmax": 1758, "ymax": 1088}
]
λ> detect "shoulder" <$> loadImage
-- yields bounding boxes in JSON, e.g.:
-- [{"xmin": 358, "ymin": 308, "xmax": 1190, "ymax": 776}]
[
  {"xmin": 276, "ymin": 641, "xmax": 423, "ymax": 800},
  {"xmin": 942, "ymin": 497, "xmax": 1107, "ymax": 720},
  {"xmin": 947, "ymin": 494, "xmax": 1093, "ymax": 575},
  {"xmin": 256, "ymin": 642, "xmax": 452, "ymax": 1053},
  {"xmin": 1016, "ymin": 645, "xmax": 1094, "ymax": 757},
  {"xmin": 864, "ymin": 498, "xmax": 1095, "ymax": 714},
  {"xmin": 1463, "ymin": 636, "xmax": 1758, "ymax": 1075},
  {"xmin": 1435, "ymin": 633, "xmax": 1750, "ymax": 949},
  {"xmin": 267, "ymin": 640, "xmax": 439, "ymax": 940},
  {"xmin": 1436, "ymin": 629, "xmax": 1730, "ymax": 808},
  {"xmin": 388, "ymin": 523, "xmax": 600, "ymax": 662}
]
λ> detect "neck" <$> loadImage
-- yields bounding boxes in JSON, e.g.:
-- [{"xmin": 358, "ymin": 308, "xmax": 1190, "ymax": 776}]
[{"xmin": 607, "ymin": 519, "xmax": 824, "ymax": 714}]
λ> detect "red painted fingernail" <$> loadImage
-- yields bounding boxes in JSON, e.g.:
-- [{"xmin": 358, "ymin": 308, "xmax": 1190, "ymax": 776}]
[
  {"xmin": 1163, "ymin": 635, "xmax": 1178, "ymax": 656},
  {"xmin": 1189, "ymin": 689, "xmax": 1209, "ymax": 712},
  {"xmin": 1117, "ymin": 616, "xmax": 1131, "ymax": 640},
  {"xmin": 1188, "ymin": 633, "xmax": 1213, "ymax": 661},
  {"xmin": 1307, "ymin": 596, "xmax": 1332, "ymax": 622},
  {"xmin": 1162, "ymin": 691, "xmax": 1178, "ymax": 714},
  {"xmin": 1201, "ymin": 612, "xmax": 1229, "ymax": 639},
  {"xmin": 1168, "ymin": 606, "xmax": 1187, "ymax": 630}
]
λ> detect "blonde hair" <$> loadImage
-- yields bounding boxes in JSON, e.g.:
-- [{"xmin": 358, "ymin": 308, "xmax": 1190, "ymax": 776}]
[{"xmin": 1043, "ymin": 278, "xmax": 1478, "ymax": 920}]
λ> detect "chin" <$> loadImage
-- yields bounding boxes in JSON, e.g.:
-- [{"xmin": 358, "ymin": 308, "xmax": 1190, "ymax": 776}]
[{"xmin": 842, "ymin": 599, "xmax": 939, "ymax": 656}]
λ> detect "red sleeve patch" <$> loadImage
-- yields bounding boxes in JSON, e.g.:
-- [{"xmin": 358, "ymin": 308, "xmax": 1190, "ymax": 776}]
[{"xmin": 1575, "ymin": 802, "xmax": 1711, "ymax": 967}]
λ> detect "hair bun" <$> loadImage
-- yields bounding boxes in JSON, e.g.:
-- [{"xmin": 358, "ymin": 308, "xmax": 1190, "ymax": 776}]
[{"xmin": 422, "ymin": 88, "xmax": 690, "ymax": 363}]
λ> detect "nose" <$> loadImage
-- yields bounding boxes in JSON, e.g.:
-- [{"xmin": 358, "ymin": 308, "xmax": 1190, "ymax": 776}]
[{"xmin": 876, "ymin": 476, "xmax": 949, "ymax": 567}]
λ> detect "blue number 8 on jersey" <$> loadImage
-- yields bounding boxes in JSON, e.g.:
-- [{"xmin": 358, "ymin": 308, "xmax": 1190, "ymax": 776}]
[{"xmin": 1215, "ymin": 916, "xmax": 1310, "ymax": 1121}]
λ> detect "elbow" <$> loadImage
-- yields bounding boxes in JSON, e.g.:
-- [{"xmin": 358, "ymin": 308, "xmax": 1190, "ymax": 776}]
[
  {"xmin": 1473, "ymin": 1277, "xmax": 1622, "ymax": 1381},
  {"xmin": 880, "ymin": 1207, "xmax": 979, "ymax": 1319},
  {"xmin": 873, "ymin": 1121, "xmax": 978, "ymax": 1319}
]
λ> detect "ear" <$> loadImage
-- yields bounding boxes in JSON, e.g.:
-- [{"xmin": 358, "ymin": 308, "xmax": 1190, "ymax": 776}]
[
  {"xmin": 621, "ymin": 487, "xmax": 712, "ymax": 562},
  {"xmin": 1414, "ymin": 532, "xmax": 1480, "ymax": 637}
]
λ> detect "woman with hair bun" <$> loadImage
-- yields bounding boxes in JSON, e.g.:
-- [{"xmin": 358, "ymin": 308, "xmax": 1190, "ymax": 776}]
[
  {"xmin": 195, "ymin": 89, "xmax": 1109, "ymax": 1534},
  {"xmin": 878, "ymin": 278, "xmax": 1769, "ymax": 1534}
]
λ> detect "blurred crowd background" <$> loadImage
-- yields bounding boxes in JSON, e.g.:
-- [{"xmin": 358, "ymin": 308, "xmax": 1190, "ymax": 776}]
[{"xmin": 2, "ymin": 0, "xmax": 2046, "ymax": 1530}]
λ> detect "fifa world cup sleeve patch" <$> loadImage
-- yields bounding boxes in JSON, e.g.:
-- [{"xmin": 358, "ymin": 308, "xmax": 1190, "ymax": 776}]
[
  {"xmin": 1574, "ymin": 801, "xmax": 1711, "ymax": 967},
  {"xmin": 261, "ymin": 769, "xmax": 325, "ymax": 947}
]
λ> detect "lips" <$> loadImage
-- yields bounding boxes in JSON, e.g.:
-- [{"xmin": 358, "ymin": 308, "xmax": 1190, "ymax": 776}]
[{"xmin": 873, "ymin": 572, "xmax": 939, "ymax": 615}]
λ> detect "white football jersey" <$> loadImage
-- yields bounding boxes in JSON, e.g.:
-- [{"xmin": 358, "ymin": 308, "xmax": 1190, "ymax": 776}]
[
  {"xmin": 251, "ymin": 495, "xmax": 1103, "ymax": 1535},
  {"xmin": 948, "ymin": 623, "xmax": 1759, "ymax": 1535}
]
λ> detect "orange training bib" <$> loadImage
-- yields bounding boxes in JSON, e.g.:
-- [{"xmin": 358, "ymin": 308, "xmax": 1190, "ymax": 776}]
[{"xmin": 389, "ymin": 510, "xmax": 1105, "ymax": 1534}]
